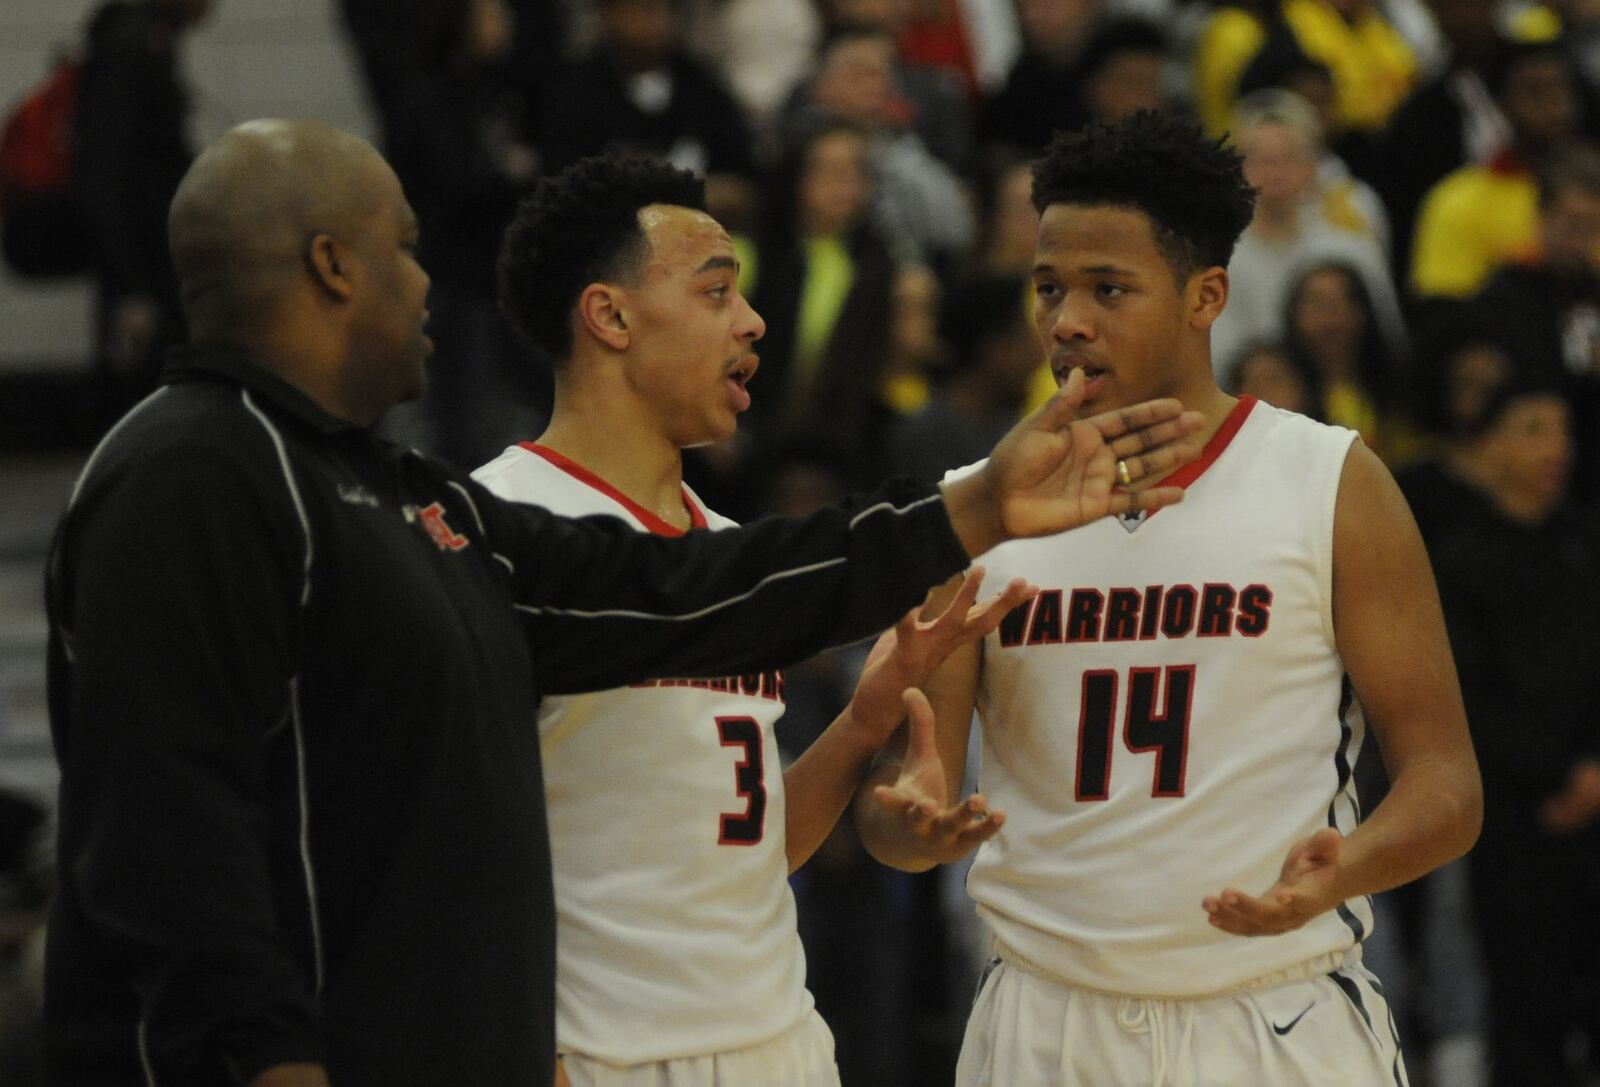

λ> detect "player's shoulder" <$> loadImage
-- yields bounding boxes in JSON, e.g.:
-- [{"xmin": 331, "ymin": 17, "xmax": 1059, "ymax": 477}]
[
  {"xmin": 470, "ymin": 443, "xmax": 567, "ymax": 501},
  {"xmin": 1239, "ymin": 398, "xmax": 1357, "ymax": 457},
  {"xmin": 1217, "ymin": 401, "xmax": 1361, "ymax": 516}
]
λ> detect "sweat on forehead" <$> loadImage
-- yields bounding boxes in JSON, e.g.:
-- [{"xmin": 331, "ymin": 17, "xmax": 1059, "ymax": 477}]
[{"xmin": 636, "ymin": 205, "xmax": 731, "ymax": 270}]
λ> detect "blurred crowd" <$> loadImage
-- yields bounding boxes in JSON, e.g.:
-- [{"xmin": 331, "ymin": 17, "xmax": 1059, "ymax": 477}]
[{"xmin": 7, "ymin": 0, "xmax": 1600, "ymax": 1082}]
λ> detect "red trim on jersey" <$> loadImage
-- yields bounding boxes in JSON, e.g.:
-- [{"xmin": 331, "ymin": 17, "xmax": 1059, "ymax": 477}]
[
  {"xmin": 1158, "ymin": 395, "xmax": 1257, "ymax": 493},
  {"xmin": 517, "ymin": 443, "xmax": 708, "ymax": 536}
]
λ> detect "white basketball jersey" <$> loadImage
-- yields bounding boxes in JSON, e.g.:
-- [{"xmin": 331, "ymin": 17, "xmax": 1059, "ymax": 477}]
[
  {"xmin": 473, "ymin": 443, "xmax": 811, "ymax": 1064},
  {"xmin": 950, "ymin": 398, "xmax": 1370, "ymax": 997}
]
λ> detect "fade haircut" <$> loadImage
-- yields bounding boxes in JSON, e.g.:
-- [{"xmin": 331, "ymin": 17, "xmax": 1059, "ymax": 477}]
[
  {"xmin": 1031, "ymin": 110, "xmax": 1257, "ymax": 284},
  {"xmin": 498, "ymin": 155, "xmax": 706, "ymax": 362}
]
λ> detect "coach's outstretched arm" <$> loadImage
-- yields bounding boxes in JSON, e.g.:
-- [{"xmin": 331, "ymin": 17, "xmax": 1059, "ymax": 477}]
[
  {"xmin": 939, "ymin": 368, "xmax": 1203, "ymax": 559},
  {"xmin": 496, "ymin": 368, "xmax": 1205, "ymax": 696}
]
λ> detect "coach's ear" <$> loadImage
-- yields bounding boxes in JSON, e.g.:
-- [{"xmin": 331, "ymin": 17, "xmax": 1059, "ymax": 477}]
[
  {"xmin": 1187, "ymin": 266, "xmax": 1228, "ymax": 332},
  {"xmin": 577, "ymin": 282, "xmax": 630, "ymax": 352},
  {"xmin": 306, "ymin": 233, "xmax": 358, "ymax": 302}
]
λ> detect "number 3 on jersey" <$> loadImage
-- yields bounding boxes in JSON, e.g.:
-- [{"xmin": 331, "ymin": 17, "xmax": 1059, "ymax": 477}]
[
  {"xmin": 1075, "ymin": 665, "xmax": 1195, "ymax": 801},
  {"xmin": 717, "ymin": 716, "xmax": 766, "ymax": 844}
]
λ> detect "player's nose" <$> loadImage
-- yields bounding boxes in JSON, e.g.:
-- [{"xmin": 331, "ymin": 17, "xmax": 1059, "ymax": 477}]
[
  {"xmin": 736, "ymin": 293, "xmax": 766, "ymax": 343},
  {"xmin": 1051, "ymin": 295, "xmax": 1096, "ymax": 342}
]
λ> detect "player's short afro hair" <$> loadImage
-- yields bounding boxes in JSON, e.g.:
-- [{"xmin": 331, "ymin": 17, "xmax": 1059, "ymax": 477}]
[
  {"xmin": 498, "ymin": 155, "xmax": 706, "ymax": 362},
  {"xmin": 1031, "ymin": 110, "xmax": 1257, "ymax": 282}
]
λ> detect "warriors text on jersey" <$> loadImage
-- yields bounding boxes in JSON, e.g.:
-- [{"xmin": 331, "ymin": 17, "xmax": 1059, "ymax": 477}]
[
  {"xmin": 473, "ymin": 443, "xmax": 811, "ymax": 1064},
  {"xmin": 951, "ymin": 397, "xmax": 1369, "ymax": 997}
]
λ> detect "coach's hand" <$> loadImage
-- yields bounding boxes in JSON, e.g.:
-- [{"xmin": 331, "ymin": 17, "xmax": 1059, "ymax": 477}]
[
  {"xmin": 940, "ymin": 367, "xmax": 1205, "ymax": 558},
  {"xmin": 869, "ymin": 689, "xmax": 1004, "ymax": 864},
  {"xmin": 1202, "ymin": 828, "xmax": 1349, "ymax": 937}
]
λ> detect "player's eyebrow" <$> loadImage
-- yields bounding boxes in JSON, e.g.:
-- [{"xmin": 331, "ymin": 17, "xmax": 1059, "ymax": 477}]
[
  {"xmin": 694, "ymin": 255, "xmax": 739, "ymax": 275},
  {"xmin": 1032, "ymin": 261, "xmax": 1139, "ymax": 277}
]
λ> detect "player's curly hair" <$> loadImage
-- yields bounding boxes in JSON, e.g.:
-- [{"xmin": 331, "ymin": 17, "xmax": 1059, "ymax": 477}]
[
  {"xmin": 498, "ymin": 155, "xmax": 706, "ymax": 362},
  {"xmin": 1031, "ymin": 111, "xmax": 1256, "ymax": 283}
]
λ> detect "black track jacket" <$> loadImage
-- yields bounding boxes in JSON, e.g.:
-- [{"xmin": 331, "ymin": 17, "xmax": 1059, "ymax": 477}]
[{"xmin": 44, "ymin": 347, "xmax": 972, "ymax": 1085}]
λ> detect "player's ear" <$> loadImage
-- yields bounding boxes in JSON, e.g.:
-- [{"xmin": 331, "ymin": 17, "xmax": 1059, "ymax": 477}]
[
  {"xmin": 577, "ymin": 282, "xmax": 630, "ymax": 351},
  {"xmin": 1188, "ymin": 266, "xmax": 1228, "ymax": 331}
]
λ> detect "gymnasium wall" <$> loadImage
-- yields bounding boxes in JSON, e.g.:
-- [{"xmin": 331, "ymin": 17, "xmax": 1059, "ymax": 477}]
[{"xmin": 0, "ymin": 0, "xmax": 375, "ymax": 372}]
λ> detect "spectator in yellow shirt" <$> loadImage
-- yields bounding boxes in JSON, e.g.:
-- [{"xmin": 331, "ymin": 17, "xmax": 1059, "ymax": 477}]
[{"xmin": 1410, "ymin": 37, "xmax": 1583, "ymax": 299}]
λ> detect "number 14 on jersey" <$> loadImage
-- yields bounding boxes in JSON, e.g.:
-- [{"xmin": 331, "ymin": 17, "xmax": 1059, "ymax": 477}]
[{"xmin": 1074, "ymin": 665, "xmax": 1194, "ymax": 801}]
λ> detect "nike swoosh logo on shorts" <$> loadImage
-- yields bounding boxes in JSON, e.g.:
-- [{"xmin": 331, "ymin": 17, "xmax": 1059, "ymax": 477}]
[{"xmin": 1273, "ymin": 1002, "xmax": 1315, "ymax": 1036}]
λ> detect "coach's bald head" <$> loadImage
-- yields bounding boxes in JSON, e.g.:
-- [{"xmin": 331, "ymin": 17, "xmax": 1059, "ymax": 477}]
[
  {"xmin": 169, "ymin": 120, "xmax": 388, "ymax": 334},
  {"xmin": 168, "ymin": 120, "xmax": 434, "ymax": 422}
]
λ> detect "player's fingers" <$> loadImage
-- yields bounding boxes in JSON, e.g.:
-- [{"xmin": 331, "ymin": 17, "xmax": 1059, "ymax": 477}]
[
  {"xmin": 872, "ymin": 784, "xmax": 920, "ymax": 817},
  {"xmin": 935, "ymin": 567, "xmax": 986, "ymax": 630},
  {"xmin": 1207, "ymin": 890, "xmax": 1275, "ymax": 934},
  {"xmin": 905, "ymin": 798, "xmax": 940, "ymax": 833},
  {"xmin": 927, "ymin": 799, "xmax": 987, "ymax": 840},
  {"xmin": 951, "ymin": 808, "xmax": 1006, "ymax": 847},
  {"xmin": 902, "ymin": 689, "xmax": 939, "ymax": 764},
  {"xmin": 1111, "ymin": 435, "xmax": 1207, "ymax": 486},
  {"xmin": 1305, "ymin": 827, "xmax": 1343, "ymax": 862},
  {"xmin": 1221, "ymin": 889, "xmax": 1308, "ymax": 936},
  {"xmin": 1105, "ymin": 411, "xmax": 1205, "ymax": 459},
  {"xmin": 1040, "ymin": 367, "xmax": 1088, "ymax": 424},
  {"xmin": 963, "ymin": 579, "xmax": 1037, "ymax": 634},
  {"xmin": 1087, "ymin": 397, "xmax": 1191, "ymax": 441},
  {"xmin": 1207, "ymin": 904, "xmax": 1266, "ymax": 936}
]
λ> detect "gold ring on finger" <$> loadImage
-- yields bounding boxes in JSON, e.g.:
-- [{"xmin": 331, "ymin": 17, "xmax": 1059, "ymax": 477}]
[{"xmin": 1117, "ymin": 459, "xmax": 1133, "ymax": 486}]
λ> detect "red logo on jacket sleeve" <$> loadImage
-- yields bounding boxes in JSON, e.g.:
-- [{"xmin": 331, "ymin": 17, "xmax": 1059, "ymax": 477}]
[{"xmin": 415, "ymin": 501, "xmax": 470, "ymax": 551}]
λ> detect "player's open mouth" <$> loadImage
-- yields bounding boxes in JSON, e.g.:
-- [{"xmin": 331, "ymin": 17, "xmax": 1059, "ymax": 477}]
[
  {"xmin": 1054, "ymin": 361, "xmax": 1108, "ymax": 387},
  {"xmin": 727, "ymin": 355, "xmax": 758, "ymax": 387},
  {"xmin": 726, "ymin": 355, "xmax": 758, "ymax": 410}
]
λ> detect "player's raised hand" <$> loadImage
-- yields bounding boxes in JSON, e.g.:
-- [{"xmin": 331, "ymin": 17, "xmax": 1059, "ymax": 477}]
[
  {"xmin": 870, "ymin": 689, "xmax": 1004, "ymax": 865},
  {"xmin": 1202, "ymin": 828, "xmax": 1348, "ymax": 937},
  {"xmin": 848, "ymin": 568, "xmax": 1037, "ymax": 741},
  {"xmin": 942, "ymin": 367, "xmax": 1207, "ymax": 557}
]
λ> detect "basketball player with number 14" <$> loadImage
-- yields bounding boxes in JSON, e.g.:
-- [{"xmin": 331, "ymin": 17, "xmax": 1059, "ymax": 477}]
[{"xmin": 854, "ymin": 112, "xmax": 1483, "ymax": 1086}]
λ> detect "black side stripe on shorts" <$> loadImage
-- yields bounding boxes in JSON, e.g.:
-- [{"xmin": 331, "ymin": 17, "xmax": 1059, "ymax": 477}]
[
  {"xmin": 1333, "ymin": 966, "xmax": 1409, "ymax": 1087},
  {"xmin": 1388, "ymin": 1016, "xmax": 1406, "ymax": 1086},
  {"xmin": 1375, "ymin": 978, "xmax": 1408, "ymax": 1087},
  {"xmin": 1330, "ymin": 970, "xmax": 1376, "ymax": 1039}
]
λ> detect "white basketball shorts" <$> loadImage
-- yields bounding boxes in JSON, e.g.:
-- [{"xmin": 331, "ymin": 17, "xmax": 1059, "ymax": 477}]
[
  {"xmin": 560, "ymin": 1008, "xmax": 840, "ymax": 1087},
  {"xmin": 956, "ymin": 950, "xmax": 1407, "ymax": 1087}
]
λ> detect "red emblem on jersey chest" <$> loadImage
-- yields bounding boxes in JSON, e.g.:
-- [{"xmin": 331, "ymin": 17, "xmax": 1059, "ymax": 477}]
[{"xmin": 415, "ymin": 501, "xmax": 469, "ymax": 551}]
